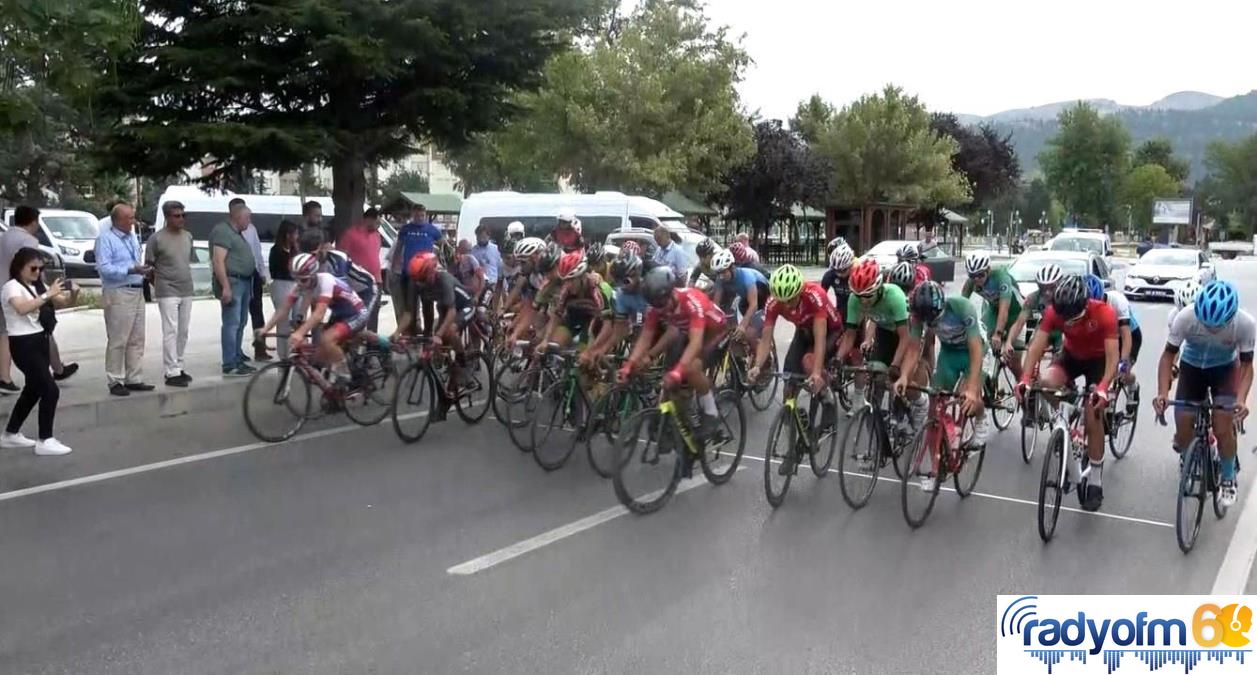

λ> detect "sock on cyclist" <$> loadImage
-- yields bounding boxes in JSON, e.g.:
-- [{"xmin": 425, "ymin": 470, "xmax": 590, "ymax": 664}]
[
  {"xmin": 699, "ymin": 391, "xmax": 717, "ymax": 416},
  {"xmin": 1223, "ymin": 456, "xmax": 1238, "ymax": 481},
  {"xmin": 1089, "ymin": 460, "xmax": 1103, "ymax": 487},
  {"xmin": 971, "ymin": 412, "xmax": 990, "ymax": 448}
]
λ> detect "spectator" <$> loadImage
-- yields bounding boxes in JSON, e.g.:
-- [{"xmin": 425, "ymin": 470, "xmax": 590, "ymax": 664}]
[
  {"xmin": 269, "ymin": 221, "xmax": 300, "ymax": 359},
  {"xmin": 96, "ymin": 199, "xmax": 119, "ymax": 233},
  {"xmin": 390, "ymin": 204, "xmax": 443, "ymax": 333},
  {"xmin": 735, "ymin": 232, "xmax": 761, "ymax": 264},
  {"xmin": 652, "ymin": 225, "xmax": 687, "ymax": 284},
  {"xmin": 238, "ymin": 201, "xmax": 271, "ymax": 362},
  {"xmin": 337, "ymin": 208, "xmax": 384, "ymax": 331},
  {"xmin": 143, "ymin": 200, "xmax": 196, "ymax": 387},
  {"xmin": 299, "ymin": 200, "xmax": 327, "ymax": 253},
  {"xmin": 0, "ymin": 249, "xmax": 73, "ymax": 455},
  {"xmin": 1, "ymin": 207, "xmax": 79, "ymax": 385},
  {"xmin": 211, "ymin": 201, "xmax": 258, "ymax": 377},
  {"xmin": 471, "ymin": 224, "xmax": 502, "ymax": 300},
  {"xmin": 94, "ymin": 202, "xmax": 154, "ymax": 396}
]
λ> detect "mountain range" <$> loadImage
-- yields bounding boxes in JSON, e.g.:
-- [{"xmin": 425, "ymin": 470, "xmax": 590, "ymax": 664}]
[{"xmin": 952, "ymin": 90, "xmax": 1257, "ymax": 180}]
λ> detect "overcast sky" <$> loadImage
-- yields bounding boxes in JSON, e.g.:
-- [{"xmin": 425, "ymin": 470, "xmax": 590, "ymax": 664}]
[{"xmin": 701, "ymin": 0, "xmax": 1256, "ymax": 120}]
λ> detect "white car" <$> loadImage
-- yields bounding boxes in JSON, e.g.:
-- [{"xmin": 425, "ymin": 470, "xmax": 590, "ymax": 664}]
[
  {"xmin": 1007, "ymin": 250, "xmax": 1111, "ymax": 299},
  {"xmin": 4, "ymin": 208, "xmax": 98, "ymax": 282},
  {"xmin": 863, "ymin": 239, "xmax": 956, "ymax": 283},
  {"xmin": 1046, "ymin": 230, "xmax": 1113, "ymax": 258},
  {"xmin": 1123, "ymin": 247, "xmax": 1212, "ymax": 301}
]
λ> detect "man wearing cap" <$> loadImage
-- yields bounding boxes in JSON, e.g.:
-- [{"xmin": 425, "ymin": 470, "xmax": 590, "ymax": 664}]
[{"xmin": 551, "ymin": 209, "xmax": 585, "ymax": 253}]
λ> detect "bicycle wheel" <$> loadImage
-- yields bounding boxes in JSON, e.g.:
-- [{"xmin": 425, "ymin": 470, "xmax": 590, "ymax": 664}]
[
  {"xmin": 1176, "ymin": 441, "xmax": 1205, "ymax": 553},
  {"xmin": 835, "ymin": 368, "xmax": 854, "ymax": 412},
  {"xmin": 613, "ymin": 408, "xmax": 683, "ymax": 514},
  {"xmin": 747, "ymin": 350, "xmax": 778, "ymax": 412},
  {"xmin": 901, "ymin": 422, "xmax": 941, "ymax": 529},
  {"xmin": 700, "ymin": 389, "xmax": 745, "ymax": 485},
  {"xmin": 243, "ymin": 362, "xmax": 312, "ymax": 442},
  {"xmin": 763, "ymin": 406, "xmax": 795, "ymax": 507},
  {"xmin": 1107, "ymin": 385, "xmax": 1138, "ymax": 460},
  {"xmin": 586, "ymin": 385, "xmax": 643, "ymax": 479},
  {"xmin": 491, "ymin": 355, "xmax": 527, "ymax": 427},
  {"xmin": 809, "ymin": 392, "xmax": 838, "ymax": 477},
  {"xmin": 953, "ymin": 420, "xmax": 985, "ymax": 498},
  {"xmin": 391, "ymin": 363, "xmax": 435, "ymax": 444},
  {"xmin": 1037, "ymin": 428, "xmax": 1066, "ymax": 542},
  {"xmin": 344, "ymin": 349, "xmax": 394, "ymax": 427},
  {"xmin": 506, "ymin": 366, "xmax": 545, "ymax": 453},
  {"xmin": 454, "ymin": 352, "xmax": 494, "ymax": 424},
  {"xmin": 1020, "ymin": 395, "xmax": 1039, "ymax": 464},
  {"xmin": 531, "ymin": 375, "xmax": 581, "ymax": 471},
  {"xmin": 837, "ymin": 407, "xmax": 883, "ymax": 509},
  {"xmin": 991, "ymin": 363, "xmax": 1017, "ymax": 430}
]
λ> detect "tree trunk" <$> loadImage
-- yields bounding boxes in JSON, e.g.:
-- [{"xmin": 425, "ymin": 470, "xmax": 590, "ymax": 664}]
[{"xmin": 331, "ymin": 152, "xmax": 366, "ymax": 241}]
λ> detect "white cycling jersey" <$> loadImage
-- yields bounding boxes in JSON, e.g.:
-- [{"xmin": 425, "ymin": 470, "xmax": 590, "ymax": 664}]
[{"xmin": 1167, "ymin": 307, "xmax": 1256, "ymax": 369}]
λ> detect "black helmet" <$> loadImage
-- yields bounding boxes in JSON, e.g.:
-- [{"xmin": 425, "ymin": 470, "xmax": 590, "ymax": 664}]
[
  {"xmin": 610, "ymin": 251, "xmax": 643, "ymax": 283},
  {"xmin": 500, "ymin": 238, "xmax": 517, "ymax": 257},
  {"xmin": 536, "ymin": 242, "xmax": 562, "ymax": 274},
  {"xmin": 909, "ymin": 280, "xmax": 946, "ymax": 323},
  {"xmin": 825, "ymin": 236, "xmax": 848, "ymax": 255},
  {"xmin": 642, "ymin": 266, "xmax": 676, "ymax": 307},
  {"xmin": 695, "ymin": 237, "xmax": 717, "ymax": 258},
  {"xmin": 897, "ymin": 243, "xmax": 921, "ymax": 263},
  {"xmin": 585, "ymin": 242, "xmax": 604, "ymax": 266},
  {"xmin": 1051, "ymin": 274, "xmax": 1089, "ymax": 318}
]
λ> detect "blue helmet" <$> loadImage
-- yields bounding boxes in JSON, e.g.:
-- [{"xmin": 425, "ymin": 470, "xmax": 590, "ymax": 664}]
[
  {"xmin": 1084, "ymin": 274, "xmax": 1105, "ymax": 301},
  {"xmin": 1195, "ymin": 280, "xmax": 1239, "ymax": 328}
]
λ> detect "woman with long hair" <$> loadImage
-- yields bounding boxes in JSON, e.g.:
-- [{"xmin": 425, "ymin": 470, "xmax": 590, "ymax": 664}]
[{"xmin": 268, "ymin": 220, "xmax": 301, "ymax": 359}]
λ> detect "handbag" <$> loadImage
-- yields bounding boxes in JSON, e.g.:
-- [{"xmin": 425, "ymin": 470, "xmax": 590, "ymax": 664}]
[{"xmin": 32, "ymin": 279, "xmax": 57, "ymax": 334}]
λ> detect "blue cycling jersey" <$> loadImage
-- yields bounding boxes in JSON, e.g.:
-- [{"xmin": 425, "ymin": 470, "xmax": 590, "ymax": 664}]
[
  {"xmin": 1168, "ymin": 308, "xmax": 1256, "ymax": 369},
  {"xmin": 721, "ymin": 266, "xmax": 768, "ymax": 300},
  {"xmin": 612, "ymin": 287, "xmax": 648, "ymax": 319}
]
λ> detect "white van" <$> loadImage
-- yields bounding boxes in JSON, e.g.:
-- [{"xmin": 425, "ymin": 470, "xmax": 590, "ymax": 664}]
[
  {"xmin": 3, "ymin": 208, "xmax": 97, "ymax": 280},
  {"xmin": 455, "ymin": 191, "xmax": 689, "ymax": 246}
]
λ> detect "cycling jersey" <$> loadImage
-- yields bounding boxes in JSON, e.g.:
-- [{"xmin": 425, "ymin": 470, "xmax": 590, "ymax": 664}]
[
  {"xmin": 554, "ymin": 275, "xmax": 612, "ymax": 320},
  {"xmin": 291, "ymin": 272, "xmax": 367, "ymax": 324},
  {"xmin": 911, "ymin": 296, "xmax": 982, "ymax": 350},
  {"xmin": 417, "ymin": 270, "xmax": 475, "ymax": 313},
  {"xmin": 845, "ymin": 283, "xmax": 909, "ymax": 330},
  {"xmin": 1104, "ymin": 290, "xmax": 1140, "ymax": 332},
  {"xmin": 819, "ymin": 269, "xmax": 852, "ymax": 315},
  {"xmin": 1167, "ymin": 308, "xmax": 1256, "ymax": 369},
  {"xmin": 644, "ymin": 288, "xmax": 726, "ymax": 334},
  {"xmin": 1039, "ymin": 299, "xmax": 1118, "ymax": 361},
  {"xmin": 452, "ymin": 254, "xmax": 482, "ymax": 289},
  {"xmin": 765, "ymin": 281, "xmax": 842, "ymax": 332},
  {"xmin": 720, "ymin": 266, "xmax": 769, "ymax": 302},
  {"xmin": 964, "ymin": 266, "xmax": 1023, "ymax": 326},
  {"xmin": 612, "ymin": 287, "xmax": 649, "ymax": 320},
  {"xmin": 914, "ymin": 263, "xmax": 932, "ymax": 284}
]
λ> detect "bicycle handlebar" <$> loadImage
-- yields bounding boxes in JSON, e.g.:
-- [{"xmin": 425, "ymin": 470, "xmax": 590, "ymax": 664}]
[{"xmin": 1154, "ymin": 400, "xmax": 1246, "ymax": 435}]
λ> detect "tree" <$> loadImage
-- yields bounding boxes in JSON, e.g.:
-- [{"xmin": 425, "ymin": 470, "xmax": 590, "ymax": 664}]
[
  {"xmin": 443, "ymin": 131, "xmax": 560, "ymax": 195},
  {"xmin": 930, "ymin": 113, "xmax": 1020, "ymax": 207},
  {"xmin": 790, "ymin": 94, "xmax": 834, "ymax": 146},
  {"xmin": 1133, "ymin": 138, "xmax": 1190, "ymax": 185},
  {"xmin": 296, "ymin": 165, "xmax": 329, "ymax": 199},
  {"xmin": 97, "ymin": 0, "xmax": 605, "ymax": 234},
  {"xmin": 377, "ymin": 169, "xmax": 429, "ymax": 200},
  {"xmin": 1022, "ymin": 178, "xmax": 1053, "ymax": 229},
  {"xmin": 1200, "ymin": 133, "xmax": 1257, "ymax": 233},
  {"xmin": 711, "ymin": 119, "xmax": 830, "ymax": 239},
  {"xmin": 1039, "ymin": 103, "xmax": 1131, "ymax": 226},
  {"xmin": 814, "ymin": 85, "xmax": 970, "ymax": 206},
  {"xmin": 1118, "ymin": 164, "xmax": 1181, "ymax": 234}
]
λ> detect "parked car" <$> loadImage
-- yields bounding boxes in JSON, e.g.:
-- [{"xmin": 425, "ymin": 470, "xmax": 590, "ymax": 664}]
[
  {"xmin": 605, "ymin": 226, "xmax": 707, "ymax": 280},
  {"xmin": 1123, "ymin": 247, "xmax": 1211, "ymax": 301},
  {"xmin": 1007, "ymin": 250, "xmax": 1112, "ymax": 300},
  {"xmin": 3, "ymin": 208, "xmax": 100, "ymax": 281},
  {"xmin": 456, "ymin": 191, "xmax": 687, "ymax": 246},
  {"xmin": 862, "ymin": 239, "xmax": 956, "ymax": 283},
  {"xmin": 1045, "ymin": 230, "xmax": 1113, "ymax": 259},
  {"xmin": 1208, "ymin": 238, "xmax": 1253, "ymax": 260}
]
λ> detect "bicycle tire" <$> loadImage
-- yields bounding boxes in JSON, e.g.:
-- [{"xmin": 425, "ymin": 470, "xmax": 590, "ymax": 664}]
[
  {"xmin": 454, "ymin": 352, "xmax": 494, "ymax": 424},
  {"xmin": 747, "ymin": 350, "xmax": 778, "ymax": 412},
  {"xmin": 835, "ymin": 368, "xmax": 854, "ymax": 412},
  {"xmin": 700, "ymin": 389, "xmax": 745, "ymax": 485},
  {"xmin": 344, "ymin": 349, "xmax": 394, "ymax": 427},
  {"xmin": 613, "ymin": 408, "xmax": 683, "ymax": 514},
  {"xmin": 1037, "ymin": 428, "xmax": 1066, "ymax": 542},
  {"xmin": 837, "ymin": 406, "xmax": 882, "ymax": 509},
  {"xmin": 953, "ymin": 426, "xmax": 985, "ymax": 498},
  {"xmin": 763, "ymin": 406, "xmax": 795, "ymax": 508},
  {"xmin": 1107, "ymin": 385, "xmax": 1138, "ymax": 460},
  {"xmin": 1176, "ymin": 440, "xmax": 1205, "ymax": 553},
  {"xmin": 991, "ymin": 363, "xmax": 1017, "ymax": 431},
  {"xmin": 243, "ymin": 361, "xmax": 312, "ymax": 443},
  {"xmin": 391, "ymin": 363, "xmax": 436, "ymax": 444},
  {"xmin": 506, "ymin": 366, "xmax": 545, "ymax": 453},
  {"xmin": 531, "ymin": 375, "xmax": 581, "ymax": 471},
  {"xmin": 901, "ymin": 422, "xmax": 941, "ymax": 529},
  {"xmin": 1020, "ymin": 395, "xmax": 1039, "ymax": 464},
  {"xmin": 809, "ymin": 394, "xmax": 838, "ymax": 477},
  {"xmin": 586, "ymin": 385, "xmax": 643, "ymax": 479},
  {"xmin": 491, "ymin": 356, "xmax": 526, "ymax": 427}
]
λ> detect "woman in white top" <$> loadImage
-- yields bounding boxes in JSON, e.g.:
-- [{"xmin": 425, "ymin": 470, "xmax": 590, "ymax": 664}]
[{"xmin": 0, "ymin": 248, "xmax": 73, "ymax": 455}]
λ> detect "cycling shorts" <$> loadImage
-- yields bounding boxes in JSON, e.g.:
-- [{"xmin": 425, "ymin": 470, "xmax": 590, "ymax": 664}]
[
  {"xmin": 870, "ymin": 326, "xmax": 900, "ymax": 367},
  {"xmin": 1175, "ymin": 362, "xmax": 1237, "ymax": 411},
  {"xmin": 935, "ymin": 346, "xmax": 979, "ymax": 392},
  {"xmin": 664, "ymin": 330, "xmax": 725, "ymax": 372},
  {"xmin": 1050, "ymin": 351, "xmax": 1106, "ymax": 388},
  {"xmin": 983, "ymin": 306, "xmax": 1026, "ymax": 349},
  {"xmin": 783, "ymin": 328, "xmax": 841, "ymax": 376}
]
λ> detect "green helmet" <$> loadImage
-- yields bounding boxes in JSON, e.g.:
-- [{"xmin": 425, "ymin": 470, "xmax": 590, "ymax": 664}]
[{"xmin": 769, "ymin": 264, "xmax": 804, "ymax": 301}]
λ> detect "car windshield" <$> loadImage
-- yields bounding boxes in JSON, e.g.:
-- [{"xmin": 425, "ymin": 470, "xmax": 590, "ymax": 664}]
[
  {"xmin": 1140, "ymin": 249, "xmax": 1197, "ymax": 266},
  {"xmin": 44, "ymin": 215, "xmax": 99, "ymax": 240},
  {"xmin": 1008, "ymin": 256, "xmax": 1089, "ymax": 282},
  {"xmin": 866, "ymin": 241, "xmax": 908, "ymax": 255},
  {"xmin": 1048, "ymin": 236, "xmax": 1104, "ymax": 255}
]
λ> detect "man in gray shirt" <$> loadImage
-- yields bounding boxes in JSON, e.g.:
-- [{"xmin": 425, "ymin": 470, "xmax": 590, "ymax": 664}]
[
  {"xmin": 0, "ymin": 206, "xmax": 78, "ymax": 388},
  {"xmin": 143, "ymin": 201, "xmax": 196, "ymax": 387},
  {"xmin": 240, "ymin": 215, "xmax": 271, "ymax": 361}
]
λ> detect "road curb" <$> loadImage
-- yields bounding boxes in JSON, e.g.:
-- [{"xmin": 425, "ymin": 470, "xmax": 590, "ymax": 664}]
[{"xmin": 29, "ymin": 377, "xmax": 250, "ymax": 435}]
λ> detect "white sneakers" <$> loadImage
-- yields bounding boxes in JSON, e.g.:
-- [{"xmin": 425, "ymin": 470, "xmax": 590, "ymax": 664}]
[
  {"xmin": 0, "ymin": 431, "xmax": 36, "ymax": 448},
  {"xmin": 2, "ymin": 431, "xmax": 71, "ymax": 455}
]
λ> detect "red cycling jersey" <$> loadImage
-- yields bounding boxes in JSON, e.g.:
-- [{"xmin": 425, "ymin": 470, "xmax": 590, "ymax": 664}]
[
  {"xmin": 764, "ymin": 281, "xmax": 843, "ymax": 331},
  {"xmin": 644, "ymin": 288, "xmax": 725, "ymax": 334},
  {"xmin": 1039, "ymin": 299, "xmax": 1118, "ymax": 360},
  {"xmin": 914, "ymin": 263, "xmax": 931, "ymax": 286}
]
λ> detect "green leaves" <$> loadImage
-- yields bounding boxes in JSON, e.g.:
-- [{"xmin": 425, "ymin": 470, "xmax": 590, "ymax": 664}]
[
  {"xmin": 1201, "ymin": 134, "xmax": 1257, "ymax": 233},
  {"xmin": 1118, "ymin": 164, "xmax": 1181, "ymax": 233},
  {"xmin": 1039, "ymin": 102, "xmax": 1131, "ymax": 226}
]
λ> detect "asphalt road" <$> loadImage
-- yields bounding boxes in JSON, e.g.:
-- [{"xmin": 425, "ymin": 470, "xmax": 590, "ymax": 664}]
[{"xmin": 1, "ymin": 261, "xmax": 1255, "ymax": 674}]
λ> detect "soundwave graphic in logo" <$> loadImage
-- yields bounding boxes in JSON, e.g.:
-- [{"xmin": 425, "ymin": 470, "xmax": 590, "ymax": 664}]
[{"xmin": 996, "ymin": 596, "xmax": 1256, "ymax": 674}]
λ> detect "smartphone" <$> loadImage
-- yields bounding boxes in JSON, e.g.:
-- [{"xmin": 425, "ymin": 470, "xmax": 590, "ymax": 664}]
[{"xmin": 44, "ymin": 269, "xmax": 65, "ymax": 287}]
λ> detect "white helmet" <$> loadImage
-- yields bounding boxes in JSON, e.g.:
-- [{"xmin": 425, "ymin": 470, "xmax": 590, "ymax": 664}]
[
  {"xmin": 291, "ymin": 252, "xmax": 319, "ymax": 280},
  {"xmin": 1175, "ymin": 280, "xmax": 1200, "ymax": 310},
  {"xmin": 506, "ymin": 221, "xmax": 525, "ymax": 237},
  {"xmin": 888, "ymin": 261, "xmax": 915, "ymax": 287},
  {"xmin": 569, "ymin": 217, "xmax": 582, "ymax": 235},
  {"xmin": 1035, "ymin": 263, "xmax": 1063, "ymax": 286},
  {"xmin": 965, "ymin": 252, "xmax": 991, "ymax": 276},
  {"xmin": 829, "ymin": 245, "xmax": 854, "ymax": 272},
  {"xmin": 710, "ymin": 249, "xmax": 735, "ymax": 273},
  {"xmin": 1196, "ymin": 265, "xmax": 1216, "ymax": 284},
  {"xmin": 514, "ymin": 237, "xmax": 545, "ymax": 258}
]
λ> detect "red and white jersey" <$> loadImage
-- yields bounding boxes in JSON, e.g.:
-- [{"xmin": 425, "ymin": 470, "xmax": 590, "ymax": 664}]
[
  {"xmin": 290, "ymin": 272, "xmax": 366, "ymax": 317},
  {"xmin": 764, "ymin": 281, "xmax": 842, "ymax": 331},
  {"xmin": 644, "ymin": 288, "xmax": 725, "ymax": 334},
  {"xmin": 1040, "ymin": 299, "xmax": 1117, "ymax": 360}
]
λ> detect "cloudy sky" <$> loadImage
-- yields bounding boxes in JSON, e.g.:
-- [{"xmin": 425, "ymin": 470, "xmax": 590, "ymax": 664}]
[{"xmin": 701, "ymin": 0, "xmax": 1257, "ymax": 120}]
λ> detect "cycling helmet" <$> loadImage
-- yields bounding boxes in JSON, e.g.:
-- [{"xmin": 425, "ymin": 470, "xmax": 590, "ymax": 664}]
[
  {"xmin": 584, "ymin": 242, "xmax": 604, "ymax": 265},
  {"xmin": 889, "ymin": 261, "xmax": 915, "ymax": 287},
  {"xmin": 1195, "ymin": 280, "xmax": 1239, "ymax": 328},
  {"xmin": 506, "ymin": 221, "xmax": 525, "ymax": 238},
  {"xmin": 536, "ymin": 242, "xmax": 562, "ymax": 274},
  {"xmin": 291, "ymin": 252, "xmax": 319, "ymax": 281},
  {"xmin": 602, "ymin": 244, "xmax": 620, "ymax": 260},
  {"xmin": 965, "ymin": 252, "xmax": 991, "ymax": 276},
  {"xmin": 556, "ymin": 208, "xmax": 576, "ymax": 225},
  {"xmin": 514, "ymin": 237, "xmax": 545, "ymax": 258},
  {"xmin": 501, "ymin": 238, "xmax": 517, "ymax": 257},
  {"xmin": 825, "ymin": 236, "xmax": 848, "ymax": 255},
  {"xmin": 695, "ymin": 238, "xmax": 717, "ymax": 259},
  {"xmin": 769, "ymin": 264, "xmax": 804, "ymax": 301},
  {"xmin": 1084, "ymin": 273, "xmax": 1105, "ymax": 301},
  {"xmin": 897, "ymin": 243, "xmax": 921, "ymax": 264},
  {"xmin": 558, "ymin": 250, "xmax": 587, "ymax": 280},
  {"xmin": 569, "ymin": 217, "xmax": 582, "ymax": 235},
  {"xmin": 849, "ymin": 258, "xmax": 883, "ymax": 297},
  {"xmin": 620, "ymin": 240, "xmax": 642, "ymax": 258},
  {"xmin": 1051, "ymin": 274, "xmax": 1088, "ymax": 319},
  {"xmin": 1035, "ymin": 263, "xmax": 1063, "ymax": 287},
  {"xmin": 728, "ymin": 241, "xmax": 751, "ymax": 264},
  {"xmin": 642, "ymin": 266, "xmax": 676, "ymax": 307},
  {"xmin": 710, "ymin": 249, "xmax": 735, "ymax": 274},
  {"xmin": 909, "ymin": 281, "xmax": 946, "ymax": 323},
  {"xmin": 610, "ymin": 251, "xmax": 643, "ymax": 282},
  {"xmin": 1174, "ymin": 280, "xmax": 1200, "ymax": 311},
  {"xmin": 407, "ymin": 251, "xmax": 439, "ymax": 281},
  {"xmin": 829, "ymin": 245, "xmax": 854, "ymax": 272},
  {"xmin": 1197, "ymin": 265, "xmax": 1217, "ymax": 284}
]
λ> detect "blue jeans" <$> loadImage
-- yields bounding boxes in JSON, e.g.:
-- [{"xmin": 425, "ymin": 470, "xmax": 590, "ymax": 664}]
[{"xmin": 221, "ymin": 276, "xmax": 253, "ymax": 370}]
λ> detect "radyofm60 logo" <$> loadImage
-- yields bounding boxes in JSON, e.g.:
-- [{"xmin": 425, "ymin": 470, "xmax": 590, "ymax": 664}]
[{"xmin": 996, "ymin": 595, "xmax": 1255, "ymax": 674}]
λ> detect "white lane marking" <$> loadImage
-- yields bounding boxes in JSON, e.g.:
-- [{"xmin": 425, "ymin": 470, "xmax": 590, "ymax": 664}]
[
  {"xmin": 0, "ymin": 411, "xmax": 430, "ymax": 503},
  {"xmin": 447, "ymin": 473, "xmax": 729, "ymax": 576},
  {"xmin": 733, "ymin": 451, "xmax": 1174, "ymax": 529},
  {"xmin": 1211, "ymin": 464, "xmax": 1257, "ymax": 594}
]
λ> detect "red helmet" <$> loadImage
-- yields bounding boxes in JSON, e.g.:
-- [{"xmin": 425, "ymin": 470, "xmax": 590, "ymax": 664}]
[
  {"xmin": 408, "ymin": 251, "xmax": 439, "ymax": 281},
  {"xmin": 913, "ymin": 264, "xmax": 930, "ymax": 287},
  {"xmin": 557, "ymin": 250, "xmax": 588, "ymax": 280},
  {"xmin": 849, "ymin": 258, "xmax": 883, "ymax": 297},
  {"xmin": 620, "ymin": 240, "xmax": 642, "ymax": 258},
  {"xmin": 728, "ymin": 241, "xmax": 750, "ymax": 263}
]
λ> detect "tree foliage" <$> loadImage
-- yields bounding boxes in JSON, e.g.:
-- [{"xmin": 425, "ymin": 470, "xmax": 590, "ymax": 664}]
[
  {"xmin": 790, "ymin": 94, "xmax": 834, "ymax": 146},
  {"xmin": 929, "ymin": 113, "xmax": 1020, "ymax": 207},
  {"xmin": 1200, "ymin": 133, "xmax": 1257, "ymax": 233},
  {"xmin": 97, "ymin": 0, "xmax": 604, "ymax": 232},
  {"xmin": 1039, "ymin": 103, "xmax": 1131, "ymax": 226},
  {"xmin": 1132, "ymin": 138, "xmax": 1189, "ymax": 185},
  {"xmin": 711, "ymin": 120, "xmax": 830, "ymax": 236},
  {"xmin": 1118, "ymin": 163, "xmax": 1181, "ymax": 233},
  {"xmin": 377, "ymin": 169, "xmax": 429, "ymax": 199},
  {"xmin": 814, "ymin": 85, "xmax": 970, "ymax": 206}
]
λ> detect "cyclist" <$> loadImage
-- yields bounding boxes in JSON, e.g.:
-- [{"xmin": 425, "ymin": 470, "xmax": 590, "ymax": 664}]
[
  {"xmin": 1153, "ymin": 280, "xmax": 1254, "ymax": 507},
  {"xmin": 502, "ymin": 237, "xmax": 549, "ymax": 345},
  {"xmin": 585, "ymin": 242, "xmax": 612, "ymax": 279},
  {"xmin": 896, "ymin": 243, "xmax": 932, "ymax": 284},
  {"xmin": 821, "ymin": 245, "xmax": 855, "ymax": 311},
  {"xmin": 618, "ymin": 267, "xmax": 728, "ymax": 441},
  {"xmin": 709, "ymin": 249, "xmax": 768, "ymax": 354},
  {"xmin": 319, "ymin": 247, "xmax": 379, "ymax": 324},
  {"xmin": 747, "ymin": 265, "xmax": 843, "ymax": 471},
  {"xmin": 550, "ymin": 210, "xmax": 585, "ymax": 253},
  {"xmin": 962, "ymin": 252, "xmax": 1025, "ymax": 382},
  {"xmin": 581, "ymin": 250, "xmax": 653, "ymax": 367},
  {"xmin": 1170, "ymin": 280, "xmax": 1200, "ymax": 328},
  {"xmin": 536, "ymin": 250, "xmax": 612, "ymax": 353},
  {"xmin": 895, "ymin": 281, "xmax": 990, "ymax": 491},
  {"xmin": 258, "ymin": 253, "xmax": 374, "ymax": 384},
  {"xmin": 403, "ymin": 252, "xmax": 480, "ymax": 419},
  {"xmin": 688, "ymin": 238, "xmax": 719, "ymax": 288},
  {"xmin": 1087, "ymin": 273, "xmax": 1142, "ymax": 413},
  {"xmin": 451, "ymin": 239, "xmax": 486, "ymax": 301},
  {"xmin": 1007, "ymin": 263, "xmax": 1064, "ymax": 359},
  {"xmin": 825, "ymin": 236, "xmax": 848, "ymax": 257},
  {"xmin": 1017, "ymin": 274, "xmax": 1118, "ymax": 511},
  {"xmin": 506, "ymin": 220, "xmax": 526, "ymax": 244}
]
